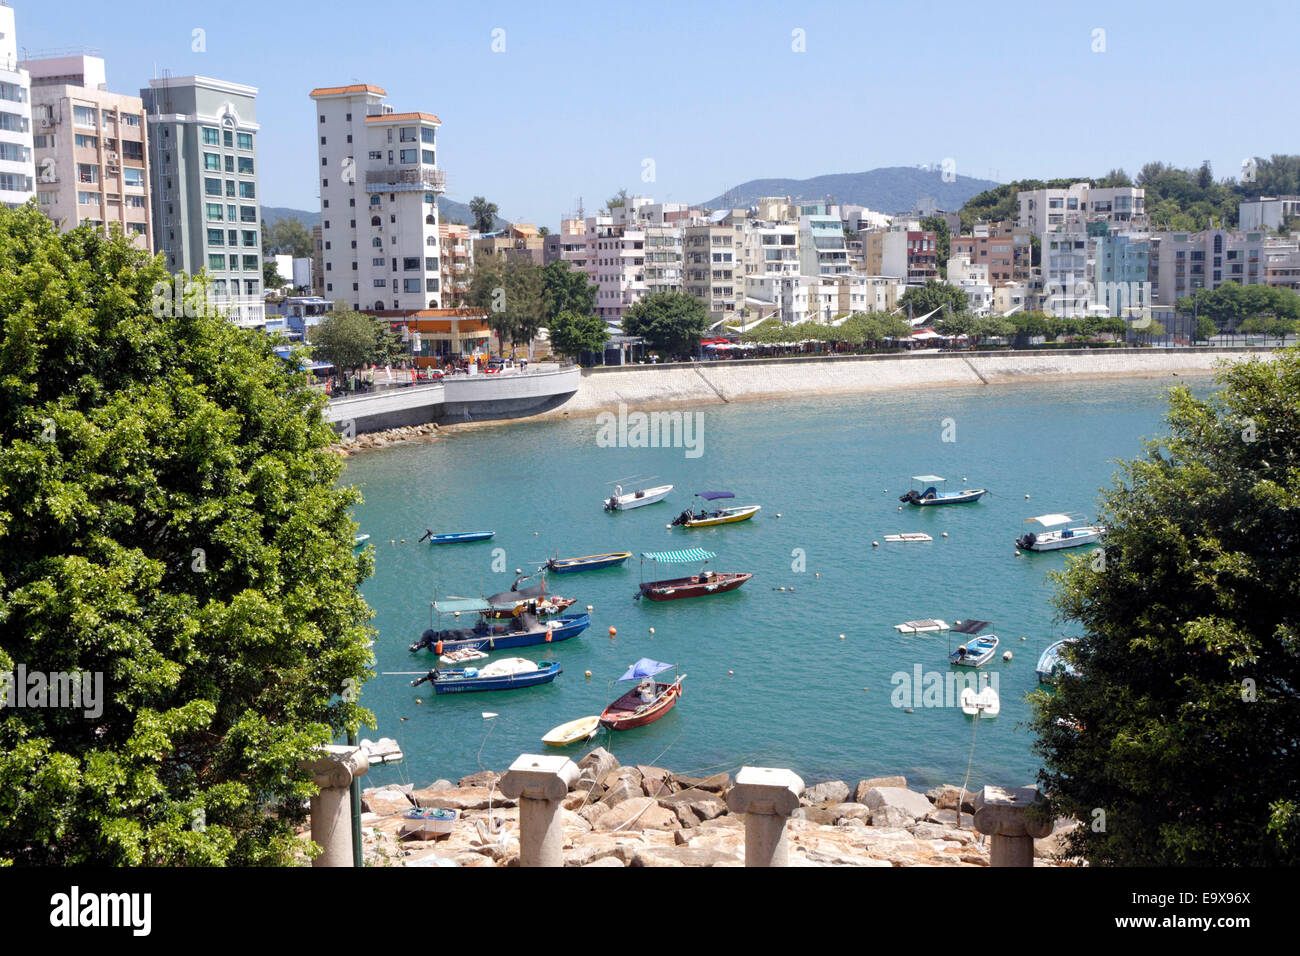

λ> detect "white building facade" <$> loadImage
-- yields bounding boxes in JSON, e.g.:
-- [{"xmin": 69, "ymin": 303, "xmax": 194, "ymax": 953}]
[{"xmin": 0, "ymin": 6, "xmax": 34, "ymax": 209}]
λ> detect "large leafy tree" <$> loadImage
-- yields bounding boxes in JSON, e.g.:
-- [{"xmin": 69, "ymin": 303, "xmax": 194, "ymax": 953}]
[
  {"xmin": 622, "ymin": 291, "xmax": 708, "ymax": 359},
  {"xmin": 541, "ymin": 261, "xmax": 596, "ymax": 322},
  {"xmin": 310, "ymin": 305, "xmax": 377, "ymax": 373},
  {"xmin": 1031, "ymin": 351, "xmax": 1300, "ymax": 865},
  {"xmin": 898, "ymin": 278, "xmax": 968, "ymax": 320},
  {"xmin": 548, "ymin": 310, "xmax": 609, "ymax": 361},
  {"xmin": 467, "ymin": 255, "xmax": 546, "ymax": 355},
  {"xmin": 0, "ymin": 206, "xmax": 372, "ymax": 865},
  {"xmin": 261, "ymin": 217, "xmax": 314, "ymax": 259}
]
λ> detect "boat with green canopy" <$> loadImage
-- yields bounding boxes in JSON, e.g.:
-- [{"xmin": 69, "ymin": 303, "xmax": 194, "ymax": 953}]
[{"xmin": 635, "ymin": 548, "xmax": 752, "ymax": 602}]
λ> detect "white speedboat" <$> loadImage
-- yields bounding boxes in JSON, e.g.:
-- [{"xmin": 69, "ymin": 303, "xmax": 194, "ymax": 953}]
[
  {"xmin": 1017, "ymin": 513, "xmax": 1105, "ymax": 551},
  {"xmin": 899, "ymin": 475, "xmax": 987, "ymax": 506},
  {"xmin": 604, "ymin": 482, "xmax": 673, "ymax": 511}
]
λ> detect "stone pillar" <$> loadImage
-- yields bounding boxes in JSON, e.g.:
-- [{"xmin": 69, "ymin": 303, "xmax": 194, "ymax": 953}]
[
  {"xmin": 725, "ymin": 766, "xmax": 805, "ymax": 867},
  {"xmin": 973, "ymin": 785, "xmax": 1053, "ymax": 867},
  {"xmin": 300, "ymin": 745, "xmax": 369, "ymax": 867},
  {"xmin": 499, "ymin": 754, "xmax": 580, "ymax": 867}
]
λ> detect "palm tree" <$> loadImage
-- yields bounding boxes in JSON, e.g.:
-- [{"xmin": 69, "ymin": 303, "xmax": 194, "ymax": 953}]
[{"xmin": 469, "ymin": 196, "xmax": 499, "ymax": 234}]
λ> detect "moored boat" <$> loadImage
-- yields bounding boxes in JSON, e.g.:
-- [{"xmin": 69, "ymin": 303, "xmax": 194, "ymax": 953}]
[
  {"xmin": 1017, "ymin": 514, "xmax": 1105, "ymax": 551},
  {"xmin": 604, "ymin": 478, "xmax": 673, "ymax": 511},
  {"xmin": 671, "ymin": 492, "xmax": 761, "ymax": 528},
  {"xmin": 411, "ymin": 657, "xmax": 561, "ymax": 695},
  {"xmin": 546, "ymin": 551, "xmax": 633, "ymax": 574},
  {"xmin": 635, "ymin": 549, "xmax": 752, "ymax": 601},
  {"xmin": 948, "ymin": 619, "xmax": 1000, "ymax": 667},
  {"xmin": 1036, "ymin": 638, "xmax": 1080, "ymax": 683},
  {"xmin": 599, "ymin": 658, "xmax": 685, "ymax": 731},
  {"xmin": 900, "ymin": 475, "xmax": 987, "ymax": 506},
  {"xmin": 410, "ymin": 598, "xmax": 590, "ymax": 655},
  {"xmin": 353, "ymin": 533, "xmax": 371, "ymax": 548},
  {"xmin": 542, "ymin": 715, "xmax": 601, "ymax": 746},
  {"xmin": 419, "ymin": 529, "xmax": 496, "ymax": 544}
]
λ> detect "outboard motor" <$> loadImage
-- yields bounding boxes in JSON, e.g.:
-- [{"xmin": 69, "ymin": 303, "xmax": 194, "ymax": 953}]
[
  {"xmin": 1016, "ymin": 532, "xmax": 1037, "ymax": 550},
  {"xmin": 410, "ymin": 628, "xmax": 439, "ymax": 653},
  {"xmin": 671, "ymin": 509, "xmax": 692, "ymax": 527},
  {"xmin": 899, "ymin": 490, "xmax": 921, "ymax": 504},
  {"xmin": 410, "ymin": 668, "xmax": 438, "ymax": 687},
  {"xmin": 604, "ymin": 496, "xmax": 617, "ymax": 512}
]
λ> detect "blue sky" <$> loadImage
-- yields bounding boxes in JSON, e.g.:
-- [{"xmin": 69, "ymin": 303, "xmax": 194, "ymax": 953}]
[{"xmin": 14, "ymin": 0, "xmax": 1298, "ymax": 224}]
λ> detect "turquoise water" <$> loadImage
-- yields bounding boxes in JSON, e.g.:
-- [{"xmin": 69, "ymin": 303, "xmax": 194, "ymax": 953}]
[{"xmin": 344, "ymin": 376, "xmax": 1212, "ymax": 792}]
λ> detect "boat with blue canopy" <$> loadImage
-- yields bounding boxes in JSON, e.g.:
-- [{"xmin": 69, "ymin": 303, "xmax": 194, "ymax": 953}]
[
  {"xmin": 900, "ymin": 475, "xmax": 987, "ymax": 506},
  {"xmin": 671, "ymin": 491, "xmax": 762, "ymax": 528},
  {"xmin": 635, "ymin": 549, "xmax": 752, "ymax": 601},
  {"xmin": 599, "ymin": 658, "xmax": 685, "ymax": 731},
  {"xmin": 947, "ymin": 619, "xmax": 1000, "ymax": 667}
]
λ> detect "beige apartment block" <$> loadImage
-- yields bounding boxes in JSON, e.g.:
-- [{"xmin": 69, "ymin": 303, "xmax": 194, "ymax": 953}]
[
  {"xmin": 26, "ymin": 55, "xmax": 151, "ymax": 249},
  {"xmin": 439, "ymin": 221, "xmax": 472, "ymax": 305}
]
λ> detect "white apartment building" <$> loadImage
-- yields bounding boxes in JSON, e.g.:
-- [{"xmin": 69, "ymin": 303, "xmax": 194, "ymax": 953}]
[
  {"xmin": 1239, "ymin": 197, "xmax": 1300, "ymax": 232},
  {"xmin": 1150, "ymin": 229, "xmax": 1300, "ymax": 306},
  {"xmin": 27, "ymin": 55, "xmax": 151, "ymax": 249},
  {"xmin": 0, "ymin": 5, "xmax": 34, "ymax": 208},
  {"xmin": 1041, "ymin": 228, "xmax": 1098, "ymax": 316},
  {"xmin": 585, "ymin": 216, "xmax": 647, "ymax": 323},
  {"xmin": 643, "ymin": 224, "xmax": 682, "ymax": 295},
  {"xmin": 309, "ymin": 83, "xmax": 446, "ymax": 313},
  {"xmin": 740, "ymin": 221, "xmax": 799, "ymax": 279},
  {"xmin": 745, "ymin": 274, "xmax": 837, "ymax": 325},
  {"xmin": 798, "ymin": 214, "xmax": 852, "ymax": 276},
  {"xmin": 1018, "ymin": 182, "xmax": 1145, "ymax": 237},
  {"xmin": 947, "ymin": 255, "xmax": 994, "ymax": 315}
]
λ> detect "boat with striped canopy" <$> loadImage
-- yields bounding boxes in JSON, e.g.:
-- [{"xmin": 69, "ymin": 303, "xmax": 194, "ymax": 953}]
[{"xmin": 635, "ymin": 549, "xmax": 752, "ymax": 602}]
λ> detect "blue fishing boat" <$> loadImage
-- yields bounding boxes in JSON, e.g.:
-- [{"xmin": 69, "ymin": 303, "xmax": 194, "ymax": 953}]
[
  {"xmin": 409, "ymin": 598, "xmax": 591, "ymax": 655},
  {"xmin": 411, "ymin": 657, "xmax": 562, "ymax": 695},
  {"xmin": 900, "ymin": 475, "xmax": 987, "ymax": 506},
  {"xmin": 546, "ymin": 551, "xmax": 633, "ymax": 574},
  {"xmin": 1036, "ymin": 638, "xmax": 1080, "ymax": 683},
  {"xmin": 419, "ymin": 529, "xmax": 495, "ymax": 544},
  {"xmin": 947, "ymin": 619, "xmax": 1000, "ymax": 667}
]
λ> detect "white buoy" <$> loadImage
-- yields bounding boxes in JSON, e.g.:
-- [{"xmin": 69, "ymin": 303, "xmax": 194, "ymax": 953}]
[
  {"xmin": 1002, "ymin": 651, "xmax": 1013, "ymax": 661},
  {"xmin": 872, "ymin": 541, "xmax": 879, "ymax": 547},
  {"xmin": 649, "ymin": 627, "xmax": 655, "ymax": 635},
  {"xmin": 839, "ymin": 633, "xmax": 846, "ymax": 640},
  {"xmin": 776, "ymin": 513, "xmax": 782, "ymax": 518},
  {"xmin": 1025, "ymin": 494, "xmax": 1031, "ymax": 499},
  {"xmin": 941, "ymin": 532, "xmax": 948, "ymax": 538},
  {"xmin": 1015, "ymin": 550, "xmax": 1021, "ymax": 557}
]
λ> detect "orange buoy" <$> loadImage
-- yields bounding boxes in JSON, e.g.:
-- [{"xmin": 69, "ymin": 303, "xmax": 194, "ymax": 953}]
[
  {"xmin": 608, "ymin": 626, "xmax": 617, "ymax": 637},
  {"xmin": 545, "ymin": 632, "xmax": 552, "ymax": 643},
  {"xmin": 434, "ymin": 640, "xmax": 443, "ymax": 655}
]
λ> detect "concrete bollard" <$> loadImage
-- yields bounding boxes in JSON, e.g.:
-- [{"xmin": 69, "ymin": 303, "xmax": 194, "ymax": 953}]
[
  {"xmin": 300, "ymin": 744, "xmax": 369, "ymax": 867},
  {"xmin": 499, "ymin": 754, "xmax": 580, "ymax": 867},
  {"xmin": 973, "ymin": 785, "xmax": 1053, "ymax": 867},
  {"xmin": 725, "ymin": 766, "xmax": 805, "ymax": 867}
]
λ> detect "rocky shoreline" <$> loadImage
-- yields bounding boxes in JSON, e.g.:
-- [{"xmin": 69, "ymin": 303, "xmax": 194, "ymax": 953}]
[
  {"xmin": 317, "ymin": 748, "xmax": 1078, "ymax": 867},
  {"xmin": 328, "ymin": 421, "xmax": 443, "ymax": 457}
]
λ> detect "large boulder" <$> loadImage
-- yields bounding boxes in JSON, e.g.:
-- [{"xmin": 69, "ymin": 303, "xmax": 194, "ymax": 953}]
[
  {"xmin": 599, "ymin": 777, "xmax": 641, "ymax": 809},
  {"xmin": 927, "ymin": 784, "xmax": 976, "ymax": 812},
  {"xmin": 595, "ymin": 797, "xmax": 678, "ymax": 832},
  {"xmin": 657, "ymin": 787, "xmax": 714, "ymax": 807},
  {"xmin": 870, "ymin": 805, "xmax": 915, "ymax": 829},
  {"xmin": 670, "ymin": 803, "xmax": 701, "ymax": 829},
  {"xmin": 1035, "ymin": 819, "xmax": 1081, "ymax": 860},
  {"xmin": 860, "ymin": 786, "xmax": 934, "ymax": 820},
  {"xmin": 630, "ymin": 845, "xmax": 744, "ymax": 867},
  {"xmin": 638, "ymin": 765, "xmax": 677, "ymax": 798},
  {"xmin": 410, "ymin": 786, "xmax": 513, "ymax": 811},
  {"xmin": 599, "ymin": 765, "xmax": 642, "ymax": 791},
  {"xmin": 456, "ymin": 770, "xmax": 500, "ymax": 790},
  {"xmin": 362, "ymin": 787, "xmax": 414, "ymax": 815},
  {"xmin": 578, "ymin": 747, "xmax": 618, "ymax": 780},
  {"xmin": 853, "ymin": 777, "xmax": 907, "ymax": 802},
  {"xmin": 689, "ymin": 797, "xmax": 727, "ymax": 821},
  {"xmin": 828, "ymin": 802, "xmax": 871, "ymax": 824},
  {"xmin": 674, "ymin": 772, "xmax": 730, "ymax": 793},
  {"xmin": 577, "ymin": 802, "xmax": 610, "ymax": 827},
  {"xmin": 803, "ymin": 780, "xmax": 851, "ymax": 806}
]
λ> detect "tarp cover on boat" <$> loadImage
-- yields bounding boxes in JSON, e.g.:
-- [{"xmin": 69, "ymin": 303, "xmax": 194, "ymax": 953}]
[
  {"xmin": 618, "ymin": 658, "xmax": 674, "ymax": 681},
  {"xmin": 640, "ymin": 548, "xmax": 716, "ymax": 563},
  {"xmin": 487, "ymin": 583, "xmax": 547, "ymax": 605},
  {"xmin": 912, "ymin": 475, "xmax": 946, "ymax": 483},
  {"xmin": 1026, "ymin": 513, "xmax": 1074, "ymax": 527},
  {"xmin": 696, "ymin": 491, "xmax": 734, "ymax": 500},
  {"xmin": 432, "ymin": 598, "xmax": 493, "ymax": 614},
  {"xmin": 952, "ymin": 619, "xmax": 992, "ymax": 635}
]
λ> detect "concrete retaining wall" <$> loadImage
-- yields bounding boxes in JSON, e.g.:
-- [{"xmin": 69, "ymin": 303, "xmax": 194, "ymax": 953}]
[{"xmin": 537, "ymin": 348, "xmax": 1276, "ymax": 419}]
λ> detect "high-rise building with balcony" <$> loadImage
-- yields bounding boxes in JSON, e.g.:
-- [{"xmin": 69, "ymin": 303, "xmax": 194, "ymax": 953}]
[
  {"xmin": 140, "ymin": 75, "xmax": 264, "ymax": 326},
  {"xmin": 798, "ymin": 215, "xmax": 851, "ymax": 277},
  {"xmin": 309, "ymin": 83, "xmax": 446, "ymax": 314},
  {"xmin": 26, "ymin": 55, "xmax": 151, "ymax": 249},
  {"xmin": 0, "ymin": 5, "xmax": 34, "ymax": 209},
  {"xmin": 439, "ymin": 221, "xmax": 472, "ymax": 306},
  {"xmin": 683, "ymin": 221, "xmax": 743, "ymax": 318}
]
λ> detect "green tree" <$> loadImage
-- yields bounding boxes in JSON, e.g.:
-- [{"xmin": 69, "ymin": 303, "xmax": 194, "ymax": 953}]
[
  {"xmin": 1031, "ymin": 351, "xmax": 1300, "ymax": 865},
  {"xmin": 263, "ymin": 259, "xmax": 285, "ymax": 291},
  {"xmin": 0, "ymin": 206, "xmax": 372, "ymax": 865},
  {"xmin": 261, "ymin": 217, "xmax": 314, "ymax": 258},
  {"xmin": 548, "ymin": 309, "xmax": 609, "ymax": 361},
  {"xmin": 541, "ymin": 260, "xmax": 597, "ymax": 323},
  {"xmin": 603, "ymin": 188, "xmax": 629, "ymax": 214},
  {"xmin": 622, "ymin": 291, "xmax": 708, "ymax": 359},
  {"xmin": 467, "ymin": 255, "xmax": 546, "ymax": 356},
  {"xmin": 469, "ymin": 196, "xmax": 499, "ymax": 234},
  {"xmin": 898, "ymin": 279, "xmax": 969, "ymax": 321},
  {"xmin": 311, "ymin": 307, "xmax": 378, "ymax": 373}
]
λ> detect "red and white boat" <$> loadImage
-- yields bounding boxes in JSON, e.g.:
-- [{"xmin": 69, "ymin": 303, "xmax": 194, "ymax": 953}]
[
  {"xmin": 599, "ymin": 659, "xmax": 685, "ymax": 731},
  {"xmin": 634, "ymin": 549, "xmax": 752, "ymax": 602}
]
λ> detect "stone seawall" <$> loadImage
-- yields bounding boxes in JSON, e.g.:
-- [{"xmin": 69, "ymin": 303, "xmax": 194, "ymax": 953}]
[{"xmin": 534, "ymin": 348, "xmax": 1277, "ymax": 419}]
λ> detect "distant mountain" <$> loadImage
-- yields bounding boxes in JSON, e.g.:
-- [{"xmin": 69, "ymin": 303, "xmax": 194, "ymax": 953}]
[
  {"xmin": 260, "ymin": 198, "xmax": 508, "ymax": 231},
  {"xmin": 698, "ymin": 166, "xmax": 1001, "ymax": 215}
]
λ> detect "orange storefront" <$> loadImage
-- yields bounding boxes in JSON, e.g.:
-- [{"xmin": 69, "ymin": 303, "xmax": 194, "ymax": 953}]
[{"xmin": 368, "ymin": 308, "xmax": 496, "ymax": 368}]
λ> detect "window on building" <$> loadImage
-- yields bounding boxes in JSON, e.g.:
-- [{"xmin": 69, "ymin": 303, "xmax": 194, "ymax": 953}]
[
  {"xmin": 74, "ymin": 133, "xmax": 98, "ymax": 149},
  {"xmin": 208, "ymin": 228, "xmax": 224, "ymax": 245},
  {"xmin": 206, "ymin": 203, "xmax": 223, "ymax": 220},
  {"xmin": 239, "ymin": 182, "xmax": 255, "ymax": 199},
  {"xmin": 403, "ymin": 278, "xmax": 421, "ymax": 293},
  {"xmin": 399, "ymin": 127, "xmax": 417, "ymax": 142},
  {"xmin": 240, "ymin": 207, "xmax": 256, "ymax": 223},
  {"xmin": 202, "ymin": 127, "xmax": 220, "ymax": 145},
  {"xmin": 73, "ymin": 105, "xmax": 98, "ymax": 127},
  {"xmin": 243, "ymin": 256, "xmax": 258, "ymax": 271},
  {"xmin": 242, "ymin": 230, "xmax": 257, "ymax": 248},
  {"xmin": 204, "ymin": 177, "xmax": 221, "ymax": 196},
  {"xmin": 372, "ymin": 237, "xmax": 382, "ymax": 248},
  {"xmin": 426, "ymin": 278, "xmax": 439, "ymax": 292},
  {"xmin": 238, "ymin": 156, "xmax": 254, "ymax": 174},
  {"xmin": 237, "ymin": 132, "xmax": 252, "ymax": 150},
  {"xmin": 203, "ymin": 152, "xmax": 220, "ymax": 171},
  {"xmin": 421, "ymin": 150, "xmax": 434, "ymax": 164},
  {"xmin": 209, "ymin": 254, "xmax": 225, "ymax": 270},
  {"xmin": 403, "ymin": 257, "xmax": 420, "ymax": 270},
  {"xmin": 421, "ymin": 128, "xmax": 435, "ymax": 144},
  {"xmin": 77, "ymin": 164, "xmax": 98, "ymax": 184},
  {"xmin": 223, "ymin": 130, "xmax": 233, "ymax": 148},
  {"xmin": 225, "ymin": 180, "xmax": 235, "ymax": 197},
  {"xmin": 399, "ymin": 149, "xmax": 417, "ymax": 164}
]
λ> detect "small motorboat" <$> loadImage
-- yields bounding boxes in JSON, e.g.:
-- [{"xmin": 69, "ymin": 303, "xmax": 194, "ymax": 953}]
[
  {"xmin": 1036, "ymin": 638, "xmax": 1080, "ymax": 683},
  {"xmin": 599, "ymin": 658, "xmax": 685, "ymax": 732},
  {"xmin": 419, "ymin": 530, "xmax": 495, "ymax": 544},
  {"xmin": 411, "ymin": 657, "xmax": 561, "ymax": 695},
  {"xmin": 948, "ymin": 619, "xmax": 999, "ymax": 667},
  {"xmin": 410, "ymin": 599, "xmax": 591, "ymax": 655},
  {"xmin": 1017, "ymin": 514, "xmax": 1105, "ymax": 551},
  {"xmin": 546, "ymin": 552, "xmax": 633, "ymax": 574},
  {"xmin": 635, "ymin": 549, "xmax": 752, "ymax": 602},
  {"xmin": 604, "ymin": 480, "xmax": 673, "ymax": 511},
  {"xmin": 353, "ymin": 533, "xmax": 371, "ymax": 548},
  {"xmin": 542, "ymin": 715, "xmax": 601, "ymax": 747},
  {"xmin": 900, "ymin": 475, "xmax": 987, "ymax": 506},
  {"xmin": 482, "ymin": 572, "xmax": 575, "ymax": 619},
  {"xmin": 671, "ymin": 492, "xmax": 761, "ymax": 528},
  {"xmin": 884, "ymin": 532, "xmax": 932, "ymax": 543}
]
